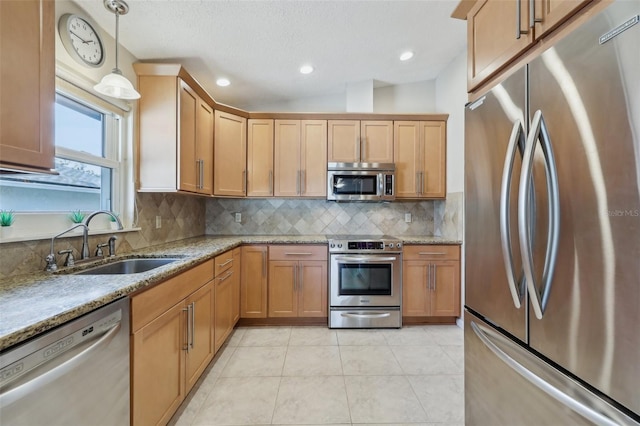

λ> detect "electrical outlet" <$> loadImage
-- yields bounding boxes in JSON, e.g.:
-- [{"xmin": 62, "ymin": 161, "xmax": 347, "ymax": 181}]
[
  {"xmin": 235, "ymin": 212, "xmax": 242, "ymax": 223},
  {"xmin": 155, "ymin": 215, "xmax": 162, "ymax": 228},
  {"xmin": 405, "ymin": 213, "xmax": 412, "ymax": 223}
]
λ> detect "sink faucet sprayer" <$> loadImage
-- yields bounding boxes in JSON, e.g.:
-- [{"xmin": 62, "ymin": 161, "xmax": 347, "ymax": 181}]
[{"xmin": 45, "ymin": 210, "xmax": 124, "ymax": 272}]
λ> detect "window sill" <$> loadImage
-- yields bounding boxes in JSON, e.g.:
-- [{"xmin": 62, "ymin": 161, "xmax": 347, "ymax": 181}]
[{"xmin": 0, "ymin": 227, "xmax": 142, "ymax": 244}]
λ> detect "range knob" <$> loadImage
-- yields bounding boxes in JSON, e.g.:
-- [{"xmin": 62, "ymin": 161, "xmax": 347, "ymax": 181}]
[
  {"xmin": 397, "ymin": 243, "xmax": 402, "ymax": 249},
  {"xmin": 337, "ymin": 243, "xmax": 343, "ymax": 248},
  {"xmin": 387, "ymin": 243, "xmax": 394, "ymax": 248},
  {"xmin": 330, "ymin": 243, "xmax": 335, "ymax": 248}
]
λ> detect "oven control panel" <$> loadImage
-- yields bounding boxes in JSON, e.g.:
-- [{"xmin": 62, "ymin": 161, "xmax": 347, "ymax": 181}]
[{"xmin": 328, "ymin": 238, "xmax": 402, "ymax": 253}]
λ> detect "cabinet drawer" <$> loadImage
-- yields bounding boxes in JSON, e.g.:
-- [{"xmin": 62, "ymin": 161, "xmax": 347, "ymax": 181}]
[
  {"xmin": 269, "ymin": 245, "xmax": 327, "ymax": 261},
  {"xmin": 403, "ymin": 245, "xmax": 460, "ymax": 261},
  {"xmin": 214, "ymin": 250, "xmax": 235, "ymax": 276},
  {"xmin": 131, "ymin": 260, "xmax": 214, "ymax": 333}
]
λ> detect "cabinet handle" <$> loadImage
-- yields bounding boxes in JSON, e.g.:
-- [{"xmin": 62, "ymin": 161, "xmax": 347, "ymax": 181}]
[
  {"xmin": 218, "ymin": 258, "xmax": 233, "ymax": 267},
  {"xmin": 269, "ymin": 170, "xmax": 273, "ymax": 195},
  {"xmin": 219, "ymin": 271, "xmax": 233, "ymax": 282},
  {"xmin": 427, "ymin": 264, "xmax": 431, "ymax": 291},
  {"xmin": 293, "ymin": 264, "xmax": 297, "ymax": 291},
  {"xmin": 242, "ymin": 170, "xmax": 247, "ymax": 194},
  {"xmin": 357, "ymin": 136, "xmax": 362, "ymax": 161},
  {"xmin": 189, "ymin": 302, "xmax": 195, "ymax": 349},
  {"xmin": 285, "ymin": 252, "xmax": 313, "ymax": 256},
  {"xmin": 199, "ymin": 159, "xmax": 205, "ymax": 189},
  {"xmin": 529, "ymin": 0, "xmax": 542, "ymax": 28},
  {"xmin": 418, "ymin": 252, "xmax": 446, "ymax": 256},
  {"xmin": 296, "ymin": 170, "xmax": 301, "ymax": 195},
  {"xmin": 432, "ymin": 264, "xmax": 437, "ymax": 292},
  {"xmin": 300, "ymin": 170, "xmax": 305, "ymax": 195},
  {"xmin": 183, "ymin": 307, "xmax": 190, "ymax": 352},
  {"xmin": 298, "ymin": 264, "xmax": 303, "ymax": 291},
  {"xmin": 516, "ymin": 0, "xmax": 529, "ymax": 39},
  {"xmin": 262, "ymin": 250, "xmax": 267, "ymax": 277}
]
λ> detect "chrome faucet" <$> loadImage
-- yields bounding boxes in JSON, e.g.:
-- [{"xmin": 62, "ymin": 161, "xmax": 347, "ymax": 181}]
[
  {"xmin": 45, "ymin": 211, "xmax": 124, "ymax": 272},
  {"xmin": 82, "ymin": 211, "xmax": 124, "ymax": 259}
]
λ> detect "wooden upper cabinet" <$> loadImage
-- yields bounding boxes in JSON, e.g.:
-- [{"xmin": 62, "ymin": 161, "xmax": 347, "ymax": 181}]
[
  {"xmin": 467, "ymin": 0, "xmax": 534, "ymax": 91},
  {"xmin": 533, "ymin": 0, "xmax": 592, "ymax": 38},
  {"xmin": 465, "ymin": 0, "xmax": 592, "ymax": 92},
  {"xmin": 214, "ymin": 110, "xmax": 247, "ymax": 196},
  {"xmin": 328, "ymin": 120, "xmax": 393, "ymax": 163},
  {"xmin": 247, "ymin": 119, "xmax": 274, "ymax": 197},
  {"xmin": 135, "ymin": 65, "xmax": 214, "ymax": 194},
  {"xmin": 274, "ymin": 120, "xmax": 327, "ymax": 197},
  {"xmin": 0, "ymin": 0, "xmax": 55, "ymax": 172},
  {"xmin": 394, "ymin": 121, "xmax": 446, "ymax": 199}
]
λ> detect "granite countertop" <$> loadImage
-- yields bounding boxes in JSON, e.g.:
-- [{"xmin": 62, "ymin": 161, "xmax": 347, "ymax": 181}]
[{"xmin": 0, "ymin": 234, "xmax": 461, "ymax": 351}]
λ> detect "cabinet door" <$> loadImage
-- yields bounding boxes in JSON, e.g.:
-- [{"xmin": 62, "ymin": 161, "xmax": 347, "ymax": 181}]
[
  {"xmin": 0, "ymin": 0, "xmax": 54, "ymax": 172},
  {"xmin": 247, "ymin": 119, "xmax": 274, "ymax": 197},
  {"xmin": 430, "ymin": 261, "xmax": 461, "ymax": 317},
  {"xmin": 132, "ymin": 301, "xmax": 186, "ymax": 426},
  {"xmin": 361, "ymin": 121, "xmax": 393, "ymax": 163},
  {"xmin": 214, "ymin": 269, "xmax": 234, "ymax": 352},
  {"xmin": 268, "ymin": 261, "xmax": 297, "ymax": 317},
  {"xmin": 214, "ymin": 110, "xmax": 247, "ymax": 196},
  {"xmin": 185, "ymin": 282, "xmax": 214, "ymax": 392},
  {"xmin": 467, "ymin": 0, "xmax": 533, "ymax": 90},
  {"xmin": 402, "ymin": 261, "xmax": 430, "ymax": 316},
  {"xmin": 300, "ymin": 120, "xmax": 327, "ymax": 197},
  {"xmin": 420, "ymin": 121, "xmax": 446, "ymax": 198},
  {"xmin": 534, "ymin": 0, "xmax": 591, "ymax": 38},
  {"xmin": 297, "ymin": 260, "xmax": 327, "ymax": 317},
  {"xmin": 241, "ymin": 245, "xmax": 268, "ymax": 318},
  {"xmin": 231, "ymin": 248, "xmax": 241, "ymax": 325},
  {"xmin": 196, "ymin": 99, "xmax": 214, "ymax": 195},
  {"xmin": 178, "ymin": 80, "xmax": 198, "ymax": 193},
  {"xmin": 394, "ymin": 121, "xmax": 421, "ymax": 198},
  {"xmin": 327, "ymin": 120, "xmax": 360, "ymax": 162},
  {"xmin": 274, "ymin": 120, "xmax": 301, "ymax": 196}
]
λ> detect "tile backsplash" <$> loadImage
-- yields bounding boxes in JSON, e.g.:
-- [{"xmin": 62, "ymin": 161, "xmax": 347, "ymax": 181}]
[{"xmin": 205, "ymin": 193, "xmax": 463, "ymax": 239}]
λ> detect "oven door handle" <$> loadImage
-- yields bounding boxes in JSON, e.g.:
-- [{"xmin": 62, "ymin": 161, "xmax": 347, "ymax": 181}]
[
  {"xmin": 341, "ymin": 312, "xmax": 392, "ymax": 319},
  {"xmin": 333, "ymin": 256, "xmax": 398, "ymax": 262}
]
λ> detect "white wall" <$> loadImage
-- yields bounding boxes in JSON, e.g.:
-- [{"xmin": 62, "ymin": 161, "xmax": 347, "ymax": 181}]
[
  {"xmin": 248, "ymin": 92, "xmax": 346, "ymax": 112},
  {"xmin": 374, "ymin": 80, "xmax": 436, "ymax": 113},
  {"xmin": 435, "ymin": 51, "xmax": 467, "ymax": 193}
]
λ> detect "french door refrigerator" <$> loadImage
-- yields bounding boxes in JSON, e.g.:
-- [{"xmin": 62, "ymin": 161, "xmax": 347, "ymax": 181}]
[{"xmin": 464, "ymin": 1, "xmax": 639, "ymax": 424}]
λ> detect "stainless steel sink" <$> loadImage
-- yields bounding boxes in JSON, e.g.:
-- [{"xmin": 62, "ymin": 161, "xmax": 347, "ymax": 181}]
[{"xmin": 75, "ymin": 258, "xmax": 181, "ymax": 275}]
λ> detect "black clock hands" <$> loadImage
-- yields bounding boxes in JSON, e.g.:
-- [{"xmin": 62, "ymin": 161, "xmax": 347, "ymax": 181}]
[{"xmin": 70, "ymin": 30, "xmax": 93, "ymax": 44}]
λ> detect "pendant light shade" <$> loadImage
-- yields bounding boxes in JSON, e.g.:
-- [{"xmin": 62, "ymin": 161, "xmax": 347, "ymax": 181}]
[{"xmin": 94, "ymin": 0, "xmax": 140, "ymax": 100}]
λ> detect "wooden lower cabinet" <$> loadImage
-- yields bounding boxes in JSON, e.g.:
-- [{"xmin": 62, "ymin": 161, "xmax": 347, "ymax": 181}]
[
  {"xmin": 131, "ymin": 260, "xmax": 215, "ymax": 426},
  {"xmin": 214, "ymin": 248, "xmax": 241, "ymax": 352},
  {"xmin": 240, "ymin": 245, "xmax": 268, "ymax": 318},
  {"xmin": 268, "ymin": 245, "xmax": 328, "ymax": 318},
  {"xmin": 231, "ymin": 248, "xmax": 241, "ymax": 324},
  {"xmin": 402, "ymin": 245, "xmax": 461, "ymax": 318}
]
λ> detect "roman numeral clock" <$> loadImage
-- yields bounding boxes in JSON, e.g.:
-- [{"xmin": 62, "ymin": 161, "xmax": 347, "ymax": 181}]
[{"xmin": 58, "ymin": 13, "xmax": 105, "ymax": 68}]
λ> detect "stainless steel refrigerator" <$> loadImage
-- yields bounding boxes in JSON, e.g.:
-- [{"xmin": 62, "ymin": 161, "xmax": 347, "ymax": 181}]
[{"xmin": 464, "ymin": 1, "xmax": 640, "ymax": 424}]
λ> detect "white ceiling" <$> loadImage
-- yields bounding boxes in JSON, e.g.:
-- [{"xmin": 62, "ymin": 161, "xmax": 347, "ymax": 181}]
[{"xmin": 75, "ymin": 0, "xmax": 467, "ymax": 110}]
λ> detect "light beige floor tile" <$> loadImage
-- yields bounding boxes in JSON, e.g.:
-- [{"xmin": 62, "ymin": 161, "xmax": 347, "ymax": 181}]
[
  {"xmin": 226, "ymin": 328, "xmax": 247, "ymax": 347},
  {"xmin": 192, "ymin": 377, "xmax": 281, "ymax": 425},
  {"xmin": 409, "ymin": 374, "xmax": 465, "ymax": 423},
  {"xmin": 382, "ymin": 327, "xmax": 439, "ymax": 346},
  {"xmin": 344, "ymin": 375, "xmax": 427, "ymax": 423},
  {"xmin": 340, "ymin": 345, "xmax": 403, "ymax": 375},
  {"xmin": 289, "ymin": 326, "xmax": 337, "ymax": 346},
  {"xmin": 272, "ymin": 376, "xmax": 351, "ymax": 424},
  {"xmin": 336, "ymin": 329, "xmax": 387, "ymax": 346},
  {"xmin": 391, "ymin": 345, "xmax": 462, "ymax": 375},
  {"xmin": 441, "ymin": 345, "xmax": 464, "ymax": 369},
  {"xmin": 221, "ymin": 346, "xmax": 286, "ymax": 377},
  {"xmin": 202, "ymin": 345, "xmax": 237, "ymax": 383},
  {"xmin": 283, "ymin": 346, "xmax": 343, "ymax": 376},
  {"xmin": 238, "ymin": 327, "xmax": 292, "ymax": 346},
  {"xmin": 424, "ymin": 325, "xmax": 463, "ymax": 346}
]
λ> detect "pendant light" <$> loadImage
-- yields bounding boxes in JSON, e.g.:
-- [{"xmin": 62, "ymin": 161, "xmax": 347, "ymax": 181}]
[{"xmin": 94, "ymin": 0, "xmax": 140, "ymax": 100}]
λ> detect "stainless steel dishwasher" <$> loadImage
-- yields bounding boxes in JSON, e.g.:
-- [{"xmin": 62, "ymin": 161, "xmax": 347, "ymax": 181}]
[{"xmin": 0, "ymin": 297, "xmax": 130, "ymax": 425}]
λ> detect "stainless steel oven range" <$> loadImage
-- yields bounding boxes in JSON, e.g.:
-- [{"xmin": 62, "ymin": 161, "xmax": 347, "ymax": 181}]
[{"xmin": 328, "ymin": 235, "xmax": 402, "ymax": 328}]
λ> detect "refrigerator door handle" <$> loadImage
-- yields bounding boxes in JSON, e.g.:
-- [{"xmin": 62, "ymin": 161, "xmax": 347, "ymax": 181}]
[
  {"xmin": 470, "ymin": 321, "xmax": 624, "ymax": 426},
  {"xmin": 518, "ymin": 110, "xmax": 561, "ymax": 320},
  {"xmin": 500, "ymin": 120, "xmax": 527, "ymax": 308}
]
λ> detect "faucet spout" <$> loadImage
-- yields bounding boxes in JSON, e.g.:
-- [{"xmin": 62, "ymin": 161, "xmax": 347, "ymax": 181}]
[
  {"xmin": 82, "ymin": 210, "xmax": 124, "ymax": 259},
  {"xmin": 46, "ymin": 223, "xmax": 88, "ymax": 272}
]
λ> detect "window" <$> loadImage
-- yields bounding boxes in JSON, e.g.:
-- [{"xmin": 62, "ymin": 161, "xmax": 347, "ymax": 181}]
[{"xmin": 0, "ymin": 93, "xmax": 121, "ymax": 213}]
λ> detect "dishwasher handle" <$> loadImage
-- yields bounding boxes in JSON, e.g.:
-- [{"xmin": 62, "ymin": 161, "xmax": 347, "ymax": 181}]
[{"xmin": 0, "ymin": 322, "xmax": 121, "ymax": 406}]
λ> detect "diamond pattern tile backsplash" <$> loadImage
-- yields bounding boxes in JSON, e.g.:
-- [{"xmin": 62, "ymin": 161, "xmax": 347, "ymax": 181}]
[{"xmin": 205, "ymin": 192, "xmax": 463, "ymax": 239}]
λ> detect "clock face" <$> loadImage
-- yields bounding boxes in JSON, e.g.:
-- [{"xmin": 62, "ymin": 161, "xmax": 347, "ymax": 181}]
[{"xmin": 59, "ymin": 14, "xmax": 105, "ymax": 68}]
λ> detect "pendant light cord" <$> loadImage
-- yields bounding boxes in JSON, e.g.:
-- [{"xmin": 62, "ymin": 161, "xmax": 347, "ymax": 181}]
[{"xmin": 114, "ymin": 6, "xmax": 120, "ymax": 73}]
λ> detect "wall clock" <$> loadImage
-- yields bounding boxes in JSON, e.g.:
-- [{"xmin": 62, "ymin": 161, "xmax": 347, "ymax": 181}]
[{"xmin": 58, "ymin": 13, "xmax": 105, "ymax": 68}]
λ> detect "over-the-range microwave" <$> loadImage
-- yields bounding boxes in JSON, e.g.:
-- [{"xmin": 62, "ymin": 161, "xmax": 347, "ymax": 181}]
[{"xmin": 327, "ymin": 162, "xmax": 395, "ymax": 201}]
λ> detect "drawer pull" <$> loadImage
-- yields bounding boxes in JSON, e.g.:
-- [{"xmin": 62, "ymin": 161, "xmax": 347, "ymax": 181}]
[
  {"xmin": 284, "ymin": 252, "xmax": 313, "ymax": 256},
  {"xmin": 217, "ymin": 258, "xmax": 233, "ymax": 267},
  {"xmin": 418, "ymin": 252, "xmax": 446, "ymax": 255},
  {"xmin": 218, "ymin": 271, "xmax": 233, "ymax": 282}
]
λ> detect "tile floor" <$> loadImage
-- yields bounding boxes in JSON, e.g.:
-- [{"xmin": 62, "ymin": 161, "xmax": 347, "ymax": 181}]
[{"xmin": 171, "ymin": 325, "xmax": 464, "ymax": 426}]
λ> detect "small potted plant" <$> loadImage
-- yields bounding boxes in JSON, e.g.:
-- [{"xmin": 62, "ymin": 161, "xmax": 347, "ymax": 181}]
[
  {"xmin": 68, "ymin": 210, "xmax": 86, "ymax": 224},
  {"xmin": 0, "ymin": 210, "xmax": 15, "ymax": 227},
  {"xmin": 108, "ymin": 213, "xmax": 121, "ymax": 230}
]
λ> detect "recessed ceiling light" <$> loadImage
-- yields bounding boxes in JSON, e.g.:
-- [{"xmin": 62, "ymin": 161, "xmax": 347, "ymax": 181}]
[
  {"xmin": 300, "ymin": 65, "xmax": 314, "ymax": 75},
  {"xmin": 216, "ymin": 78, "xmax": 230, "ymax": 87},
  {"xmin": 400, "ymin": 51, "xmax": 414, "ymax": 61}
]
